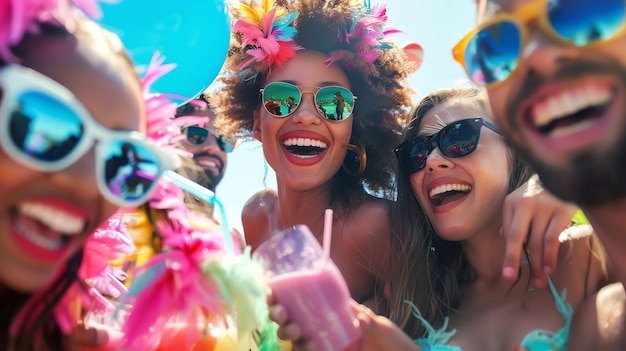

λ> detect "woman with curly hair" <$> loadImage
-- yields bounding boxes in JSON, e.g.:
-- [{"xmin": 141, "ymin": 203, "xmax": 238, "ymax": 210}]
[{"xmin": 210, "ymin": 0, "xmax": 414, "ymax": 311}]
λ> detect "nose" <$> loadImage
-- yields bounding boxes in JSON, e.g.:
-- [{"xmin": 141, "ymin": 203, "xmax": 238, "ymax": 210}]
[
  {"xmin": 290, "ymin": 91, "xmax": 322, "ymax": 126},
  {"xmin": 49, "ymin": 149, "xmax": 100, "ymax": 201},
  {"xmin": 425, "ymin": 145, "xmax": 454, "ymax": 172},
  {"xmin": 197, "ymin": 134, "xmax": 222, "ymax": 154},
  {"xmin": 518, "ymin": 26, "xmax": 582, "ymax": 80}
]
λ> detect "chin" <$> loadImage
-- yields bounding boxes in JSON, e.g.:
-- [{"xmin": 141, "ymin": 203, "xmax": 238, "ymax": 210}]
[
  {"xmin": 0, "ymin": 267, "xmax": 57, "ymax": 292},
  {"xmin": 513, "ymin": 139, "xmax": 626, "ymax": 206}
]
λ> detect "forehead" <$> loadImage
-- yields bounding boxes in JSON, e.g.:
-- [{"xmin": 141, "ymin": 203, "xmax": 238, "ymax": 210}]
[
  {"xmin": 478, "ymin": 0, "xmax": 526, "ymax": 22},
  {"xmin": 266, "ymin": 51, "xmax": 351, "ymax": 87},
  {"xmin": 19, "ymin": 33, "xmax": 144, "ymax": 132},
  {"xmin": 422, "ymin": 100, "xmax": 487, "ymax": 128}
]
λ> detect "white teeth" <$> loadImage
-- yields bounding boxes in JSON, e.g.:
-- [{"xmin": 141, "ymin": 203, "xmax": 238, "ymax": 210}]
[
  {"xmin": 19, "ymin": 202, "xmax": 85, "ymax": 235},
  {"xmin": 198, "ymin": 160, "xmax": 218, "ymax": 168},
  {"xmin": 550, "ymin": 118, "xmax": 596, "ymax": 138},
  {"xmin": 283, "ymin": 137, "xmax": 328, "ymax": 149},
  {"xmin": 532, "ymin": 85, "xmax": 612, "ymax": 128},
  {"xmin": 429, "ymin": 183, "xmax": 472, "ymax": 199},
  {"xmin": 15, "ymin": 221, "xmax": 62, "ymax": 250}
]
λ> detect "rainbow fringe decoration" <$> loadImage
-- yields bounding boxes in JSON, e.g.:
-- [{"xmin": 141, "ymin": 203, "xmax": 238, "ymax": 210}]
[{"xmin": 114, "ymin": 55, "xmax": 279, "ymax": 350}]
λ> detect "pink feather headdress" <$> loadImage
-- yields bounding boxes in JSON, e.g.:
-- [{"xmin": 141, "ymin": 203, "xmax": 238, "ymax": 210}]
[
  {"xmin": 110, "ymin": 56, "xmax": 269, "ymax": 350},
  {"xmin": 324, "ymin": 0, "xmax": 403, "ymax": 76},
  {"xmin": 0, "ymin": 0, "xmax": 102, "ymax": 63},
  {"xmin": 232, "ymin": 0, "xmax": 302, "ymax": 79}
]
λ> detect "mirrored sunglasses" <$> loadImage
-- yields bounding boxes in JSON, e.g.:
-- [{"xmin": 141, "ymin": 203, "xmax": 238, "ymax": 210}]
[
  {"xmin": 453, "ymin": 0, "xmax": 626, "ymax": 87},
  {"xmin": 260, "ymin": 81, "xmax": 357, "ymax": 121}
]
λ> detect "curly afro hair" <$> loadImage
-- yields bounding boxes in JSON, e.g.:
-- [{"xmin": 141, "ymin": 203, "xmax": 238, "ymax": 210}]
[{"xmin": 210, "ymin": 0, "xmax": 414, "ymax": 201}]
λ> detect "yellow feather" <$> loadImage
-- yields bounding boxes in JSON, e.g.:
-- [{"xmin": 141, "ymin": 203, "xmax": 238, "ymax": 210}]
[
  {"xmin": 236, "ymin": 3, "xmax": 262, "ymax": 27},
  {"xmin": 262, "ymin": 0, "xmax": 274, "ymax": 13},
  {"xmin": 274, "ymin": 8, "xmax": 286, "ymax": 18}
]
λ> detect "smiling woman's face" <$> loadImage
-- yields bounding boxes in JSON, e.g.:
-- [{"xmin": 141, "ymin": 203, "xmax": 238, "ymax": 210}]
[
  {"xmin": 0, "ymin": 32, "xmax": 143, "ymax": 292},
  {"xmin": 253, "ymin": 50, "xmax": 354, "ymax": 191},
  {"xmin": 410, "ymin": 99, "xmax": 510, "ymax": 241}
]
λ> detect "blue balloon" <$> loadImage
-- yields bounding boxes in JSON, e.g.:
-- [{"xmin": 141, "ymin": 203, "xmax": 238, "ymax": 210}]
[{"xmin": 98, "ymin": 0, "xmax": 230, "ymax": 100}]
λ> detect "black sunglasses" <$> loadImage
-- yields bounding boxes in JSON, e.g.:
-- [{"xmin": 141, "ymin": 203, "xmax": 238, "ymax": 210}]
[
  {"xmin": 182, "ymin": 125, "xmax": 236, "ymax": 153},
  {"xmin": 395, "ymin": 118, "xmax": 501, "ymax": 174}
]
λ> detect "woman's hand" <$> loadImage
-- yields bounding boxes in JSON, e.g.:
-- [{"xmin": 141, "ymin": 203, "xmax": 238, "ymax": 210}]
[
  {"xmin": 267, "ymin": 289, "xmax": 316, "ymax": 351},
  {"xmin": 268, "ymin": 290, "xmax": 421, "ymax": 351},
  {"xmin": 68, "ymin": 322, "xmax": 108, "ymax": 350},
  {"xmin": 351, "ymin": 301, "xmax": 421, "ymax": 351},
  {"xmin": 501, "ymin": 174, "xmax": 578, "ymax": 288}
]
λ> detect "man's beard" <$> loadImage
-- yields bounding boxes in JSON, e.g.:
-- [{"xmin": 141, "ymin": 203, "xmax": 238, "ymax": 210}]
[
  {"xmin": 187, "ymin": 165, "xmax": 222, "ymax": 192},
  {"xmin": 503, "ymin": 55, "xmax": 626, "ymax": 207},
  {"xmin": 510, "ymin": 137, "xmax": 626, "ymax": 207},
  {"xmin": 192, "ymin": 169, "xmax": 223, "ymax": 192},
  {"xmin": 200, "ymin": 170, "xmax": 223, "ymax": 192}
]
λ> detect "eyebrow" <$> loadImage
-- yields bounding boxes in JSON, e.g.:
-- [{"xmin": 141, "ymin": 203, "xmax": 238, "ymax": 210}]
[
  {"xmin": 280, "ymin": 79, "xmax": 346, "ymax": 87},
  {"xmin": 419, "ymin": 114, "xmax": 448, "ymax": 136}
]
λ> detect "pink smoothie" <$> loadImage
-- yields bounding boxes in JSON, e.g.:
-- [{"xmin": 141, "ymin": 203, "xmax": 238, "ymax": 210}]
[{"xmin": 269, "ymin": 264, "xmax": 360, "ymax": 351}]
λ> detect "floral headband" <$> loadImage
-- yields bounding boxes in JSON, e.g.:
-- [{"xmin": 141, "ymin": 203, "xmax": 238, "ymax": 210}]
[
  {"xmin": 232, "ymin": 0, "xmax": 401, "ymax": 80},
  {"xmin": 324, "ymin": 0, "xmax": 402, "ymax": 77},
  {"xmin": 232, "ymin": 0, "xmax": 301, "ymax": 79},
  {"xmin": 0, "ymin": 0, "xmax": 101, "ymax": 63}
]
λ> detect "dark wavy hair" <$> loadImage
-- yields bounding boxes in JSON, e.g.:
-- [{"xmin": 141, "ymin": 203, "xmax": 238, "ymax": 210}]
[
  {"xmin": 1, "ymin": 17, "xmax": 137, "ymax": 351},
  {"xmin": 387, "ymin": 87, "xmax": 535, "ymax": 339},
  {"xmin": 210, "ymin": 0, "xmax": 413, "ymax": 203}
]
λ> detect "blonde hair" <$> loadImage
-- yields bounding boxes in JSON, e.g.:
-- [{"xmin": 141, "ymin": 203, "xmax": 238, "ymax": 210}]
[{"xmin": 387, "ymin": 87, "xmax": 535, "ymax": 338}]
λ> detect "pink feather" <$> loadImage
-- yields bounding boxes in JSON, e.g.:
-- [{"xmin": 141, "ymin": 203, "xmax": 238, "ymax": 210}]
[{"xmin": 0, "ymin": 0, "xmax": 102, "ymax": 62}]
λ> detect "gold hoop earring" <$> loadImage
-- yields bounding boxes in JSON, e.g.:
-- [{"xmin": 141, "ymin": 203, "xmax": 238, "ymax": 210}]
[{"xmin": 342, "ymin": 140, "xmax": 367, "ymax": 176}]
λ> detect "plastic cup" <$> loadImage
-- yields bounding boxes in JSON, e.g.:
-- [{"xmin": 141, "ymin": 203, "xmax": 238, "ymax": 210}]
[
  {"xmin": 82, "ymin": 305, "xmax": 129, "ymax": 351},
  {"xmin": 254, "ymin": 225, "xmax": 360, "ymax": 351},
  {"xmin": 155, "ymin": 317, "xmax": 245, "ymax": 351}
]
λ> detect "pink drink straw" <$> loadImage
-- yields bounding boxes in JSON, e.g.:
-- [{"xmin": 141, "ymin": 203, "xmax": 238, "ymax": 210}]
[{"xmin": 323, "ymin": 209, "xmax": 333, "ymax": 259}]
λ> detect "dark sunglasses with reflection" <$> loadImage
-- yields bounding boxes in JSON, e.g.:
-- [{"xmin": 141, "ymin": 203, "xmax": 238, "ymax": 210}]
[
  {"xmin": 182, "ymin": 125, "xmax": 237, "ymax": 153},
  {"xmin": 395, "ymin": 118, "xmax": 502, "ymax": 174}
]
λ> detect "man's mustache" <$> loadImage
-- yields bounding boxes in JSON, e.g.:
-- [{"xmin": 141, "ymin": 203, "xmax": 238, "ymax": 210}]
[{"xmin": 193, "ymin": 151, "xmax": 224, "ymax": 172}]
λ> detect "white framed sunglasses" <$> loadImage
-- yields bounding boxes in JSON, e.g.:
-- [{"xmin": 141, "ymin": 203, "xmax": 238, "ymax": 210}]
[{"xmin": 0, "ymin": 64, "xmax": 175, "ymax": 207}]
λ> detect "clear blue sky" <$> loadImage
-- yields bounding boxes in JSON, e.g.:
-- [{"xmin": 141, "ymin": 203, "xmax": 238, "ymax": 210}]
[{"xmin": 216, "ymin": 0, "xmax": 478, "ymax": 233}]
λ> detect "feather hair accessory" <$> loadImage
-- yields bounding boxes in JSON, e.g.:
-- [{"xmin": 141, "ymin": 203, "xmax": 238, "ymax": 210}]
[
  {"xmin": 324, "ymin": 0, "xmax": 403, "ymax": 76},
  {"xmin": 114, "ymin": 55, "xmax": 271, "ymax": 350},
  {"xmin": 0, "ymin": 0, "xmax": 102, "ymax": 62},
  {"xmin": 232, "ymin": 0, "xmax": 302, "ymax": 79}
]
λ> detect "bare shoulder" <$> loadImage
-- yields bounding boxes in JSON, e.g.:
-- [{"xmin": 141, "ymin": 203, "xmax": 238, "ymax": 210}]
[
  {"xmin": 568, "ymin": 282, "xmax": 626, "ymax": 351},
  {"xmin": 554, "ymin": 234, "xmax": 609, "ymax": 299},
  {"xmin": 342, "ymin": 196, "xmax": 392, "ymax": 275},
  {"xmin": 242, "ymin": 189, "xmax": 278, "ymax": 251},
  {"xmin": 346, "ymin": 196, "xmax": 391, "ymax": 242}
]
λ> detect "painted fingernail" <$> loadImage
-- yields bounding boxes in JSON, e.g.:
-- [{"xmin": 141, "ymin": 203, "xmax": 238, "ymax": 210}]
[
  {"xmin": 543, "ymin": 266, "xmax": 553, "ymax": 275},
  {"xmin": 503, "ymin": 267, "xmax": 516, "ymax": 279}
]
